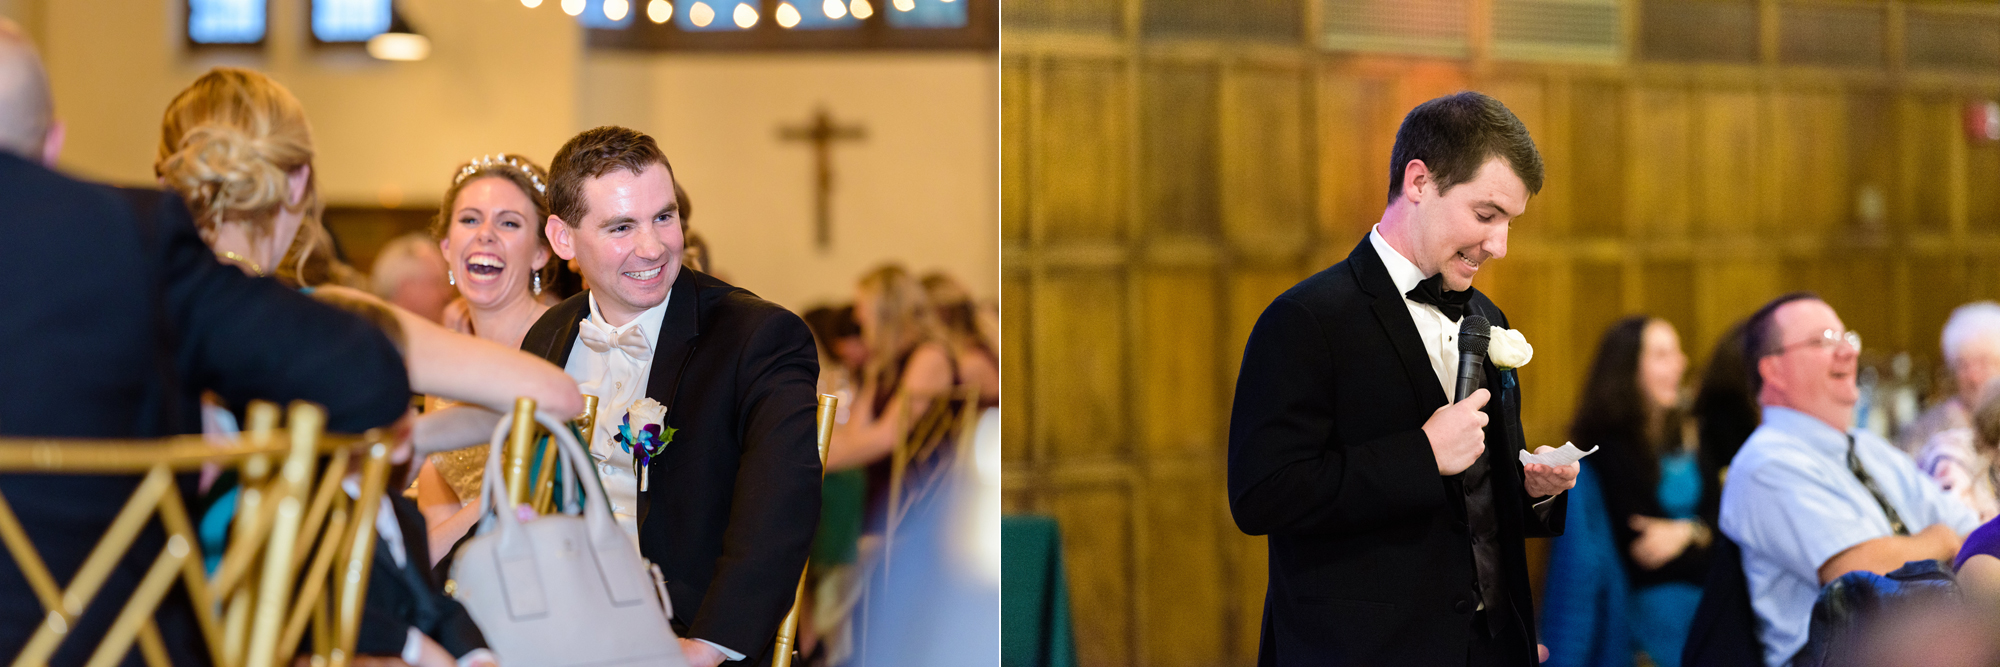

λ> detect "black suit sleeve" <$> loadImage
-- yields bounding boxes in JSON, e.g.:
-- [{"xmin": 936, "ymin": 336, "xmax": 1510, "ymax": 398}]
[
  {"xmin": 687, "ymin": 309, "xmax": 822, "ymax": 654},
  {"xmin": 147, "ymin": 190, "xmax": 410, "ymax": 433},
  {"xmin": 1228, "ymin": 296, "xmax": 1448, "ymax": 536}
]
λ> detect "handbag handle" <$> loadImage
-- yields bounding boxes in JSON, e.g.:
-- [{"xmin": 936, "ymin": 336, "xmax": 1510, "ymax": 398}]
[{"xmin": 474, "ymin": 409, "xmax": 628, "ymax": 553}]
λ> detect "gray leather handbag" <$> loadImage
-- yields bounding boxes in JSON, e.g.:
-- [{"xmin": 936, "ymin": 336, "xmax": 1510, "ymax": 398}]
[{"xmin": 451, "ymin": 410, "xmax": 686, "ymax": 667}]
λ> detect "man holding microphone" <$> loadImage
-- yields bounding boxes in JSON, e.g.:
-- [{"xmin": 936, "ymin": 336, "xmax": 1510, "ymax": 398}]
[{"xmin": 1228, "ymin": 91, "xmax": 1578, "ymax": 666}]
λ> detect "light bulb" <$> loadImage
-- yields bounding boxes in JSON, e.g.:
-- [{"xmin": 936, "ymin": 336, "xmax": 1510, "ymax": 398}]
[
  {"xmin": 849, "ymin": 0, "xmax": 872, "ymax": 19},
  {"xmin": 647, "ymin": 0, "xmax": 672, "ymax": 22},
  {"xmin": 893, "ymin": 0, "xmax": 912, "ymax": 10},
  {"xmin": 522, "ymin": 0, "xmax": 542, "ymax": 7},
  {"xmin": 733, "ymin": 2, "xmax": 757, "ymax": 27},
  {"xmin": 690, "ymin": 1, "xmax": 714, "ymax": 26},
  {"xmin": 776, "ymin": 2, "xmax": 801, "ymax": 27},
  {"xmin": 606, "ymin": 0, "xmax": 630, "ymax": 20},
  {"xmin": 561, "ymin": 0, "xmax": 584, "ymax": 16},
  {"xmin": 822, "ymin": 0, "xmax": 846, "ymax": 19}
]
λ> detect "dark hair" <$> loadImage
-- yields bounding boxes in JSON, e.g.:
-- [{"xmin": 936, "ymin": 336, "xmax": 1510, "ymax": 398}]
[
  {"xmin": 1571, "ymin": 316, "xmax": 1681, "ymax": 453},
  {"xmin": 1570, "ymin": 317, "xmax": 1686, "ymax": 522},
  {"xmin": 547, "ymin": 126, "xmax": 676, "ymax": 227},
  {"xmin": 1742, "ymin": 291, "xmax": 1823, "ymax": 394},
  {"xmin": 1693, "ymin": 319, "xmax": 1759, "ymax": 518},
  {"xmin": 1387, "ymin": 91, "xmax": 1544, "ymax": 205},
  {"xmin": 802, "ymin": 304, "xmax": 862, "ymax": 363}
]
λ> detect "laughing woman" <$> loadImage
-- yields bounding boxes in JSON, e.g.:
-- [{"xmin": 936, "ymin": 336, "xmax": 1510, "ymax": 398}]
[{"xmin": 416, "ymin": 154, "xmax": 558, "ymax": 557}]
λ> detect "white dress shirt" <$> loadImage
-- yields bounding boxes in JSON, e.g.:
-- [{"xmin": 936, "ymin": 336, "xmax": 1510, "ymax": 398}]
[
  {"xmin": 1369, "ymin": 225, "xmax": 1460, "ymax": 397},
  {"xmin": 562, "ymin": 292, "xmax": 670, "ymax": 540}
]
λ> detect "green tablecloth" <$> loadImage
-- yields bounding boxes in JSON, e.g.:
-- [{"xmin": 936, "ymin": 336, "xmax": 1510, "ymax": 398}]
[{"xmin": 1002, "ymin": 514, "xmax": 1077, "ymax": 667}]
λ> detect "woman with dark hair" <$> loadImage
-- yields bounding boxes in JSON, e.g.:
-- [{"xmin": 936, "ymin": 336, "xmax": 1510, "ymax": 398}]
[{"xmin": 1572, "ymin": 316, "xmax": 1716, "ymax": 667}]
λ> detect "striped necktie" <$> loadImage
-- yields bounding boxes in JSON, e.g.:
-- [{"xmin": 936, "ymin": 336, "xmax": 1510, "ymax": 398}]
[{"xmin": 1847, "ymin": 434, "xmax": 1909, "ymax": 536}]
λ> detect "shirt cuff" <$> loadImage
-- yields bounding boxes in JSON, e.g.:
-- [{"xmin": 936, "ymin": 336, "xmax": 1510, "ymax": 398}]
[
  {"xmin": 401, "ymin": 628, "xmax": 425, "ymax": 665},
  {"xmin": 457, "ymin": 648, "xmax": 498, "ymax": 667},
  {"xmin": 697, "ymin": 639, "xmax": 746, "ymax": 661}
]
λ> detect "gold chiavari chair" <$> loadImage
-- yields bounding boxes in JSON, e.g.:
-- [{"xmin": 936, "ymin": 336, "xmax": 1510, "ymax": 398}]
[
  {"xmin": 0, "ymin": 400, "xmax": 395, "ymax": 667},
  {"xmin": 531, "ymin": 395, "xmax": 599, "ymax": 515},
  {"xmin": 771, "ymin": 394, "xmax": 839, "ymax": 667}
]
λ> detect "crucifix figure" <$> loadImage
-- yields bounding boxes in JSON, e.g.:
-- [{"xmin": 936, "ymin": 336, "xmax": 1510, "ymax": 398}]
[{"xmin": 779, "ymin": 106, "xmax": 866, "ymax": 251}]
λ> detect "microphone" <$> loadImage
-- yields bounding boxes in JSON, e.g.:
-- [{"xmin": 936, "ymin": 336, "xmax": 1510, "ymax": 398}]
[{"xmin": 1455, "ymin": 315, "xmax": 1491, "ymax": 402}]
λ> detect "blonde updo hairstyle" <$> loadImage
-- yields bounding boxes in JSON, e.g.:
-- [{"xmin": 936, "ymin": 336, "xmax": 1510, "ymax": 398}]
[
  {"xmin": 857, "ymin": 263, "xmax": 951, "ymax": 383},
  {"xmin": 430, "ymin": 154, "xmax": 555, "ymax": 291},
  {"xmin": 156, "ymin": 67, "xmax": 353, "ymax": 288}
]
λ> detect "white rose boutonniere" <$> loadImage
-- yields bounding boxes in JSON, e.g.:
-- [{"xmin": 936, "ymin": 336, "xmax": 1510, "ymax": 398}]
[
  {"xmin": 627, "ymin": 397, "xmax": 667, "ymax": 430},
  {"xmin": 1488, "ymin": 326, "xmax": 1533, "ymax": 370},
  {"xmin": 614, "ymin": 397, "xmax": 675, "ymax": 491}
]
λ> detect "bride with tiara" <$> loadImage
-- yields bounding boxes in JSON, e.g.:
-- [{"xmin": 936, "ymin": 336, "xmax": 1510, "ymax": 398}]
[{"xmin": 416, "ymin": 153, "xmax": 563, "ymax": 559}]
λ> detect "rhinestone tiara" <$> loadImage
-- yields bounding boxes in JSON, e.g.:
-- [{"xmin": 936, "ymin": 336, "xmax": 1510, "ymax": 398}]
[{"xmin": 455, "ymin": 154, "xmax": 546, "ymax": 195}]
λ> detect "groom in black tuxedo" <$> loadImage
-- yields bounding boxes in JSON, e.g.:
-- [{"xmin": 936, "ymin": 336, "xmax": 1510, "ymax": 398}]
[
  {"xmin": 523, "ymin": 126, "xmax": 820, "ymax": 667},
  {"xmin": 1227, "ymin": 92, "xmax": 1577, "ymax": 666}
]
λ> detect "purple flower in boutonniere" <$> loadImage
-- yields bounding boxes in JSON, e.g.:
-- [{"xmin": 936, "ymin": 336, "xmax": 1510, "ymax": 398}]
[{"xmin": 611, "ymin": 397, "xmax": 677, "ymax": 491}]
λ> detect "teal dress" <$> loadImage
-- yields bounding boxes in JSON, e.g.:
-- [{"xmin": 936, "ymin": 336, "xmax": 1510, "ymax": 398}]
[{"xmin": 1629, "ymin": 450, "xmax": 1704, "ymax": 667}]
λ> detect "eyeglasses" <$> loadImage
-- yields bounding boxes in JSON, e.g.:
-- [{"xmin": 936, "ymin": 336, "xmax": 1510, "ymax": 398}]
[{"xmin": 1769, "ymin": 328, "xmax": 1862, "ymax": 357}]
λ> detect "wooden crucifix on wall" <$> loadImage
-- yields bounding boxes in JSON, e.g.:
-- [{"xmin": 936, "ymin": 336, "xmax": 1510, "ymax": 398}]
[{"xmin": 779, "ymin": 106, "xmax": 866, "ymax": 251}]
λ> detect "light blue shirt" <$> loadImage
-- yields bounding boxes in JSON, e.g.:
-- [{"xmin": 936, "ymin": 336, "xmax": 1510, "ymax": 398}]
[{"xmin": 1720, "ymin": 406, "xmax": 1979, "ymax": 666}]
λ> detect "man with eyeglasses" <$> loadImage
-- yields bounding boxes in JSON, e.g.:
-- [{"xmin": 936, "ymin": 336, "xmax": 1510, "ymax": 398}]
[{"xmin": 1719, "ymin": 292, "xmax": 1978, "ymax": 666}]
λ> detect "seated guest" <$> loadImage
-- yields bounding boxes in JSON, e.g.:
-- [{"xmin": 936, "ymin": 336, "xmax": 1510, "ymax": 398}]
[
  {"xmin": 1899, "ymin": 302, "xmax": 2000, "ymax": 455},
  {"xmin": 523, "ymin": 126, "xmax": 821, "ymax": 667},
  {"xmin": 292, "ymin": 293, "xmax": 494, "ymax": 667},
  {"xmin": 1720, "ymin": 293, "xmax": 1978, "ymax": 667},
  {"xmin": 920, "ymin": 271, "xmax": 998, "ymax": 408},
  {"xmin": 1918, "ymin": 379, "xmax": 2000, "ymax": 521},
  {"xmin": 414, "ymin": 153, "xmax": 560, "ymax": 559},
  {"xmin": 825, "ymin": 264, "xmax": 957, "ymax": 474},
  {"xmin": 0, "ymin": 22, "xmax": 410, "ymax": 664},
  {"xmin": 370, "ymin": 232, "xmax": 454, "ymax": 324},
  {"xmin": 1571, "ymin": 316, "xmax": 1714, "ymax": 667}
]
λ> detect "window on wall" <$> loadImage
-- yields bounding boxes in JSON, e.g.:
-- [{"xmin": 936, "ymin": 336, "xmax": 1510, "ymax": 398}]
[
  {"xmin": 313, "ymin": 0, "xmax": 393, "ymax": 42},
  {"xmin": 187, "ymin": 0, "xmax": 268, "ymax": 45},
  {"xmin": 883, "ymin": 0, "xmax": 964, "ymax": 29}
]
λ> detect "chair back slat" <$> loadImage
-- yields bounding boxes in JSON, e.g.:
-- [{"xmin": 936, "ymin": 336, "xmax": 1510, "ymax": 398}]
[
  {"xmin": 0, "ymin": 491, "xmax": 63, "ymax": 612},
  {"xmin": 332, "ymin": 440, "xmax": 392, "ymax": 667},
  {"xmin": 503, "ymin": 397, "xmax": 539, "ymax": 509}
]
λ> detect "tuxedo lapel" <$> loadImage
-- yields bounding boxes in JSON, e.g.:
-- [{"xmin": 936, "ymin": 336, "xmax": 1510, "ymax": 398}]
[
  {"xmin": 636, "ymin": 268, "xmax": 703, "ymax": 524},
  {"xmin": 1349, "ymin": 239, "xmax": 1450, "ymax": 410},
  {"xmin": 531, "ymin": 294, "xmax": 591, "ymax": 366},
  {"xmin": 644, "ymin": 266, "xmax": 704, "ymax": 408}
]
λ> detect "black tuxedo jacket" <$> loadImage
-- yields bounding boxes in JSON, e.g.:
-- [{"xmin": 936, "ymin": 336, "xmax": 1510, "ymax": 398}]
[
  {"xmin": 0, "ymin": 154, "xmax": 411, "ymax": 665},
  {"xmin": 522, "ymin": 267, "xmax": 821, "ymax": 665},
  {"xmin": 355, "ymin": 496, "xmax": 488, "ymax": 659},
  {"xmin": 1227, "ymin": 237, "xmax": 1567, "ymax": 666}
]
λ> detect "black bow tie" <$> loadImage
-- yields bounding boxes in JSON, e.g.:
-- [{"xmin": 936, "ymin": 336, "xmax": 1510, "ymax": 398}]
[{"xmin": 1405, "ymin": 273, "xmax": 1472, "ymax": 322}]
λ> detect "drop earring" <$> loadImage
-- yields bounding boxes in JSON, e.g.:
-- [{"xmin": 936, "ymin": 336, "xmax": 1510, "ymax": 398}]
[
  {"xmin": 448, "ymin": 269, "xmax": 456, "ymax": 286},
  {"xmin": 532, "ymin": 272, "xmax": 543, "ymax": 296}
]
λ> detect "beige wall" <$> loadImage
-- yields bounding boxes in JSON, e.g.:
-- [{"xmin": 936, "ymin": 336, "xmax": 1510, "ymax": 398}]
[
  {"xmin": 581, "ymin": 51, "xmax": 999, "ymax": 311},
  {"xmin": 37, "ymin": 0, "xmax": 582, "ymax": 206},
  {"xmin": 15, "ymin": 0, "xmax": 995, "ymax": 312}
]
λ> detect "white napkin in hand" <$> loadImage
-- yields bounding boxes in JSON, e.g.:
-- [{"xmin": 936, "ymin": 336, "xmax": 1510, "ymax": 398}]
[{"xmin": 1519, "ymin": 441, "xmax": 1597, "ymax": 467}]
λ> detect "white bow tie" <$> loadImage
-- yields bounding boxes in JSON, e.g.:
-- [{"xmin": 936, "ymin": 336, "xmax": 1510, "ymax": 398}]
[{"xmin": 577, "ymin": 317, "xmax": 653, "ymax": 361}]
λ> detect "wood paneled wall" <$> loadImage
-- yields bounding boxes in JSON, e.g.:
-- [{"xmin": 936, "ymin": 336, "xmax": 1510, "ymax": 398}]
[{"xmin": 1003, "ymin": 3, "xmax": 2000, "ymax": 666}]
